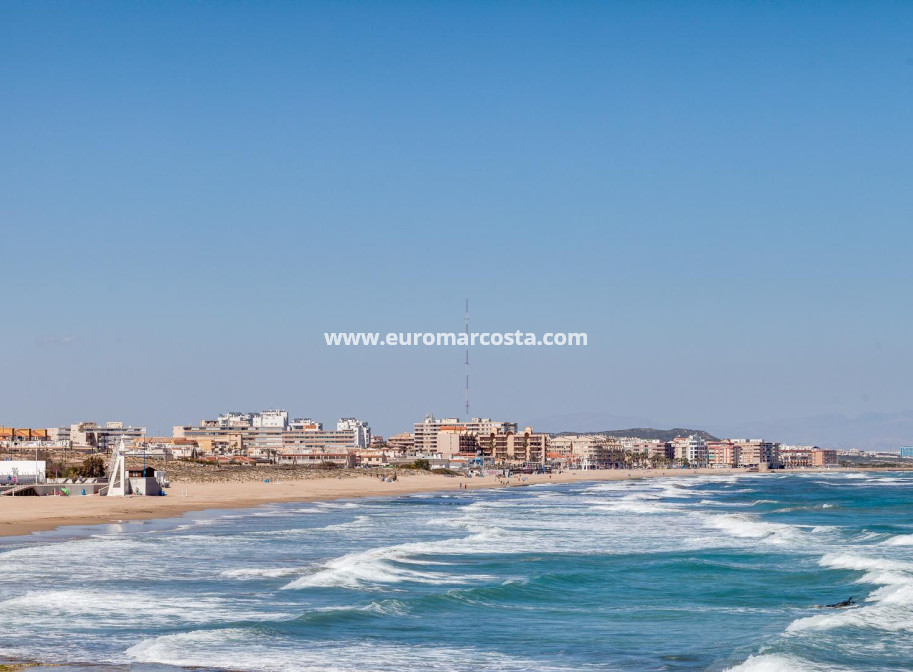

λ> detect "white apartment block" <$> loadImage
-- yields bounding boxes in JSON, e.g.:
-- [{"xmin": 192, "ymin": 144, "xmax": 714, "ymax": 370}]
[
  {"xmin": 336, "ymin": 418, "xmax": 371, "ymax": 448},
  {"xmin": 176, "ymin": 411, "xmax": 372, "ymax": 457},
  {"xmin": 253, "ymin": 410, "xmax": 289, "ymax": 429},
  {"xmin": 46, "ymin": 426, "xmax": 71, "ymax": 443},
  {"xmin": 217, "ymin": 412, "xmax": 253, "ymax": 428},
  {"xmin": 290, "ymin": 418, "xmax": 323, "ymax": 430},
  {"xmin": 70, "ymin": 421, "xmax": 146, "ymax": 453},
  {"xmin": 672, "ymin": 435, "xmax": 709, "ymax": 467}
]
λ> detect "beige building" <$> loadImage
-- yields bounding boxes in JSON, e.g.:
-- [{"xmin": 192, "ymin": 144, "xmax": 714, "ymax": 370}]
[
  {"xmin": 671, "ymin": 436, "xmax": 709, "ymax": 467},
  {"xmin": 733, "ymin": 439, "xmax": 779, "ymax": 468},
  {"xmin": 707, "ymin": 440, "xmax": 741, "ymax": 467},
  {"xmin": 276, "ymin": 449, "xmax": 355, "ymax": 468},
  {"xmin": 387, "ymin": 433, "xmax": 415, "ymax": 454},
  {"xmin": 779, "ymin": 446, "xmax": 837, "ymax": 468},
  {"xmin": 474, "ymin": 427, "xmax": 549, "ymax": 467},
  {"xmin": 558, "ymin": 435, "xmax": 626, "ymax": 469},
  {"xmin": 621, "ymin": 438, "xmax": 671, "ymax": 463},
  {"xmin": 435, "ymin": 428, "xmax": 479, "ymax": 458},
  {"xmin": 413, "ymin": 414, "xmax": 517, "ymax": 453},
  {"xmin": 176, "ymin": 413, "xmax": 369, "ymax": 457}
]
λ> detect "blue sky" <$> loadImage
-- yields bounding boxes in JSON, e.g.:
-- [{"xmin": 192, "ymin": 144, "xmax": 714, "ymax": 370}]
[{"xmin": 2, "ymin": 1, "xmax": 912, "ymax": 439}]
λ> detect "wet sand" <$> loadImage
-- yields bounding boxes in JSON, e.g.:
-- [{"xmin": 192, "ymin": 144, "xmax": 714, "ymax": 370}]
[{"xmin": 2, "ymin": 467, "xmax": 755, "ymax": 537}]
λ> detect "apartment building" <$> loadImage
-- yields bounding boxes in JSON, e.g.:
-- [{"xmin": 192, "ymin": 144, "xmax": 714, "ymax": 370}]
[
  {"xmin": 779, "ymin": 446, "xmax": 837, "ymax": 468},
  {"xmin": 413, "ymin": 414, "xmax": 517, "ymax": 453},
  {"xmin": 70, "ymin": 421, "xmax": 146, "ymax": 453},
  {"xmin": 561, "ymin": 435, "xmax": 626, "ymax": 469},
  {"xmin": 387, "ymin": 432, "xmax": 415, "ymax": 454},
  {"xmin": 474, "ymin": 427, "xmax": 549, "ymax": 467},
  {"xmin": 671, "ymin": 435, "xmax": 709, "ymax": 467},
  {"xmin": 0, "ymin": 427, "xmax": 49, "ymax": 444},
  {"xmin": 732, "ymin": 439, "xmax": 779, "ymax": 468},
  {"xmin": 276, "ymin": 448, "xmax": 355, "ymax": 468},
  {"xmin": 175, "ymin": 411, "xmax": 371, "ymax": 457},
  {"xmin": 290, "ymin": 418, "xmax": 322, "ymax": 431},
  {"xmin": 508, "ymin": 428, "xmax": 549, "ymax": 467},
  {"xmin": 621, "ymin": 438, "xmax": 671, "ymax": 462},
  {"xmin": 354, "ymin": 449, "xmax": 393, "ymax": 466},
  {"xmin": 337, "ymin": 418, "xmax": 371, "ymax": 448},
  {"xmin": 435, "ymin": 427, "xmax": 480, "ymax": 458},
  {"xmin": 253, "ymin": 410, "xmax": 289, "ymax": 429},
  {"xmin": 707, "ymin": 440, "xmax": 741, "ymax": 468},
  {"xmin": 281, "ymin": 427, "xmax": 365, "ymax": 453},
  {"xmin": 46, "ymin": 427, "xmax": 71, "ymax": 443},
  {"xmin": 217, "ymin": 412, "xmax": 254, "ymax": 428}
]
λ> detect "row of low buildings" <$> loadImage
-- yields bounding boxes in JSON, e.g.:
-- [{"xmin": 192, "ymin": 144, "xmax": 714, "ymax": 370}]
[
  {"xmin": 170, "ymin": 410, "xmax": 372, "ymax": 462},
  {"xmin": 1, "ymin": 413, "xmax": 839, "ymax": 472},
  {"xmin": 540, "ymin": 435, "xmax": 831, "ymax": 470},
  {"xmin": 400, "ymin": 415, "xmax": 836, "ymax": 471},
  {"xmin": 1, "ymin": 422, "xmax": 146, "ymax": 452},
  {"xmin": 393, "ymin": 421, "xmax": 837, "ymax": 471}
]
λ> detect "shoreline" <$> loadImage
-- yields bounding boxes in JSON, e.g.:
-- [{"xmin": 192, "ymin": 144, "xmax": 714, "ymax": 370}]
[{"xmin": 0, "ymin": 467, "xmax": 846, "ymax": 539}]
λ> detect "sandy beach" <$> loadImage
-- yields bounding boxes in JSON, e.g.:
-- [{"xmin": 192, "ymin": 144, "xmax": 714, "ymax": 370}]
[{"xmin": 0, "ymin": 467, "xmax": 755, "ymax": 538}]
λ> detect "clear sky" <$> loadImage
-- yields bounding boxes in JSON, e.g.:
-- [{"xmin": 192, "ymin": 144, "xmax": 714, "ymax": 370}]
[{"xmin": 2, "ymin": 1, "xmax": 912, "ymax": 438}]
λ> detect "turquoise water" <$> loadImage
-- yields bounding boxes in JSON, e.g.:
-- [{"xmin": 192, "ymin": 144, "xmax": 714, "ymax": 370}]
[{"xmin": 1, "ymin": 471, "xmax": 911, "ymax": 671}]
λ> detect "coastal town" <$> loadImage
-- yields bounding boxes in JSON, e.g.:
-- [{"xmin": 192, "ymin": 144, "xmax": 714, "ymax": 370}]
[{"xmin": 0, "ymin": 409, "xmax": 864, "ymax": 492}]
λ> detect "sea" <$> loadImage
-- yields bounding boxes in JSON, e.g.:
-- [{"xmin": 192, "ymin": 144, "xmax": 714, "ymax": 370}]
[{"xmin": 1, "ymin": 470, "xmax": 911, "ymax": 672}]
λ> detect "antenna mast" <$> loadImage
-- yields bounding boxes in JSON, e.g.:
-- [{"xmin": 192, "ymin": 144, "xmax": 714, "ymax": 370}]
[{"xmin": 464, "ymin": 299, "xmax": 470, "ymax": 422}]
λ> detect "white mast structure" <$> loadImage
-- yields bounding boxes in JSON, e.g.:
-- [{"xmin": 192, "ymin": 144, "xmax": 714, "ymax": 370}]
[
  {"xmin": 464, "ymin": 299, "xmax": 470, "ymax": 422},
  {"xmin": 106, "ymin": 438, "xmax": 128, "ymax": 497}
]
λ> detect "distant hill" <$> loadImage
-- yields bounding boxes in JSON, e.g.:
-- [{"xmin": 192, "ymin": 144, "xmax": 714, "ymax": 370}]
[{"xmin": 551, "ymin": 427, "xmax": 718, "ymax": 442}]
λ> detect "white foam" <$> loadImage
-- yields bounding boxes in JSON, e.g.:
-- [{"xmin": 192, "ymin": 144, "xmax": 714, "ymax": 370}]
[
  {"xmin": 314, "ymin": 514, "xmax": 375, "ymax": 532},
  {"xmin": 786, "ymin": 598, "xmax": 913, "ymax": 635},
  {"xmin": 0, "ymin": 589, "xmax": 291, "ymax": 630},
  {"xmin": 698, "ymin": 499, "xmax": 751, "ymax": 507},
  {"xmin": 281, "ymin": 543, "xmax": 491, "ymax": 590},
  {"xmin": 589, "ymin": 501, "xmax": 681, "ymax": 515},
  {"xmin": 305, "ymin": 600, "xmax": 411, "ymax": 617},
  {"xmin": 705, "ymin": 514, "xmax": 811, "ymax": 545},
  {"xmin": 785, "ymin": 552, "xmax": 913, "ymax": 635},
  {"xmin": 126, "ymin": 629, "xmax": 575, "ymax": 671},
  {"xmin": 220, "ymin": 567, "xmax": 301, "ymax": 579},
  {"xmin": 724, "ymin": 653, "xmax": 842, "ymax": 672},
  {"xmin": 883, "ymin": 534, "xmax": 913, "ymax": 546},
  {"xmin": 820, "ymin": 553, "xmax": 913, "ymax": 574}
]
